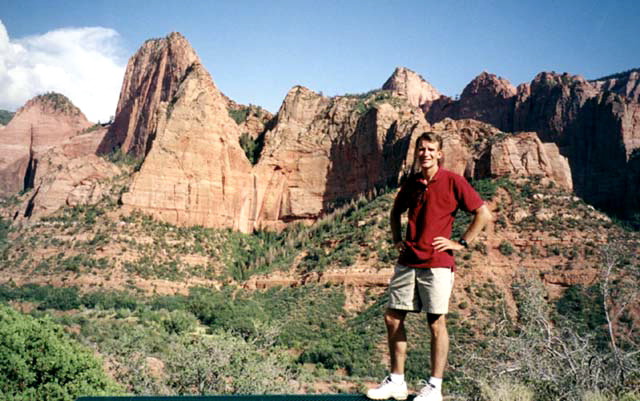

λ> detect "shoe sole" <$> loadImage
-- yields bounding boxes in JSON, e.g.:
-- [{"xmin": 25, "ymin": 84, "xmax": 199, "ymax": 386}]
[{"xmin": 366, "ymin": 394, "xmax": 408, "ymax": 401}]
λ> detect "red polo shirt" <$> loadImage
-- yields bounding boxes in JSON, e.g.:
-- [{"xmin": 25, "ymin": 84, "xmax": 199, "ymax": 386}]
[{"xmin": 394, "ymin": 168, "xmax": 483, "ymax": 271}]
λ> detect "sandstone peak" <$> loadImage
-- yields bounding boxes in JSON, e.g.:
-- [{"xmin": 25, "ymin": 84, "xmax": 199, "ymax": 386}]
[
  {"xmin": 382, "ymin": 66, "xmax": 441, "ymax": 107},
  {"xmin": 462, "ymin": 72, "xmax": 517, "ymax": 98},
  {"xmin": 97, "ymin": 31, "xmax": 200, "ymax": 157},
  {"xmin": 272, "ymin": 86, "xmax": 329, "ymax": 128},
  {"xmin": 0, "ymin": 93, "xmax": 93, "ymax": 197},
  {"xmin": 121, "ymin": 60, "xmax": 257, "ymax": 232},
  {"xmin": 20, "ymin": 92, "xmax": 83, "ymax": 118}
]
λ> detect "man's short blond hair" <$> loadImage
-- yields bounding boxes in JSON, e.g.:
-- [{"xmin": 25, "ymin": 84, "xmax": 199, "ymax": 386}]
[{"xmin": 416, "ymin": 131, "xmax": 443, "ymax": 150}]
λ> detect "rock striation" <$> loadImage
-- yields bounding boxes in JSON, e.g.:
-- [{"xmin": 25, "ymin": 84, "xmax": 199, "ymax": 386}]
[
  {"xmin": 0, "ymin": 93, "xmax": 93, "ymax": 197},
  {"xmin": 97, "ymin": 32, "xmax": 200, "ymax": 158},
  {"xmin": 121, "ymin": 62, "xmax": 257, "ymax": 232},
  {"xmin": 382, "ymin": 67, "xmax": 441, "ymax": 108},
  {"xmin": 592, "ymin": 68, "xmax": 640, "ymax": 102}
]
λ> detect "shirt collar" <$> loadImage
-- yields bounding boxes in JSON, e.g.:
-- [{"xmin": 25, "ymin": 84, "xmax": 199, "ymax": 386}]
[{"xmin": 420, "ymin": 167, "xmax": 442, "ymax": 183}]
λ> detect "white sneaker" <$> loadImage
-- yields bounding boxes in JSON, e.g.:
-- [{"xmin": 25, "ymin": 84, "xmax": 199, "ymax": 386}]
[
  {"xmin": 414, "ymin": 382, "xmax": 443, "ymax": 401},
  {"xmin": 366, "ymin": 376, "xmax": 408, "ymax": 400}
]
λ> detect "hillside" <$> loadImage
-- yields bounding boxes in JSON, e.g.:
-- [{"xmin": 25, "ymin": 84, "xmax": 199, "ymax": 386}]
[{"xmin": 1, "ymin": 167, "xmax": 638, "ymax": 399}]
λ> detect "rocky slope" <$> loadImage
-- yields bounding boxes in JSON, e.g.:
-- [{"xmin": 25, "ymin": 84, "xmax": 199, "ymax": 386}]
[
  {"xmin": 97, "ymin": 32, "xmax": 200, "ymax": 157},
  {"xmin": 224, "ymin": 95, "xmax": 275, "ymax": 139},
  {"xmin": 0, "ymin": 93, "xmax": 93, "ymax": 197},
  {"xmin": 15, "ymin": 147, "xmax": 121, "ymax": 221}
]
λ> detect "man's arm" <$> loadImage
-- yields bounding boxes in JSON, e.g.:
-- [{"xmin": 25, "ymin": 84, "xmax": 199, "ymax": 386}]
[
  {"xmin": 432, "ymin": 204, "xmax": 492, "ymax": 252},
  {"xmin": 390, "ymin": 202, "xmax": 407, "ymax": 252}
]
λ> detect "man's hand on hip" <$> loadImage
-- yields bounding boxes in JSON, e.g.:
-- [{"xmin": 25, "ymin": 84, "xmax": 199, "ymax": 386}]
[{"xmin": 432, "ymin": 236, "xmax": 464, "ymax": 252}]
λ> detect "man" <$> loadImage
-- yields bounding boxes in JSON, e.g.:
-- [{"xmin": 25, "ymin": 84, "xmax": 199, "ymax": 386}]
[{"xmin": 367, "ymin": 132, "xmax": 492, "ymax": 401}]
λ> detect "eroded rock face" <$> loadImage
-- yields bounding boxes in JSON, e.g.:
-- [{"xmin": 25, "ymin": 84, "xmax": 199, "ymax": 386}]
[
  {"xmin": 428, "ymin": 118, "xmax": 572, "ymax": 190},
  {"xmin": 426, "ymin": 69, "xmax": 640, "ymax": 214},
  {"xmin": 428, "ymin": 72, "xmax": 517, "ymax": 132},
  {"xmin": 252, "ymin": 87, "xmax": 430, "ymax": 230},
  {"xmin": 121, "ymin": 62, "xmax": 256, "ymax": 232},
  {"xmin": 382, "ymin": 67, "xmax": 441, "ymax": 108},
  {"xmin": 514, "ymin": 72, "xmax": 600, "ymax": 144},
  {"xmin": 16, "ymin": 147, "xmax": 121, "ymax": 220},
  {"xmin": 514, "ymin": 72, "xmax": 639, "ymax": 211},
  {"xmin": 0, "ymin": 93, "xmax": 92, "ymax": 197},
  {"xmin": 593, "ymin": 69, "xmax": 640, "ymax": 103},
  {"xmin": 97, "ymin": 32, "xmax": 200, "ymax": 157}
]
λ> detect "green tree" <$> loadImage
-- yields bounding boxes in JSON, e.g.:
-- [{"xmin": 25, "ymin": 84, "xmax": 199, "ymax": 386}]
[{"xmin": 0, "ymin": 304, "xmax": 120, "ymax": 400}]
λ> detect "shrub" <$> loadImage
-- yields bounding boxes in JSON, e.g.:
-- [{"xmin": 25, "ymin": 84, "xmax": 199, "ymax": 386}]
[
  {"xmin": 0, "ymin": 216, "xmax": 10, "ymax": 244},
  {"xmin": 498, "ymin": 240, "xmax": 515, "ymax": 256},
  {"xmin": 165, "ymin": 330, "xmax": 297, "ymax": 395},
  {"xmin": 228, "ymin": 108, "xmax": 249, "ymax": 124},
  {"xmin": 239, "ymin": 132, "xmax": 262, "ymax": 164},
  {"xmin": 0, "ymin": 304, "xmax": 119, "ymax": 400}
]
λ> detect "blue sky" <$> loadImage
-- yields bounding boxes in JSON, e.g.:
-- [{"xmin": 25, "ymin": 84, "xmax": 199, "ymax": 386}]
[{"xmin": 1, "ymin": 0, "xmax": 639, "ymax": 122}]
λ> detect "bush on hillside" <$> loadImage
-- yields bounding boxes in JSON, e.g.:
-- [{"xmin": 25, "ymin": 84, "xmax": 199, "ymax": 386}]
[
  {"xmin": 165, "ymin": 330, "xmax": 297, "ymax": 395},
  {"xmin": 0, "ymin": 304, "xmax": 119, "ymax": 400}
]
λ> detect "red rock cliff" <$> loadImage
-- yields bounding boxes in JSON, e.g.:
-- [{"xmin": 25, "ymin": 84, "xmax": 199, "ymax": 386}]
[
  {"xmin": 425, "ymin": 69, "xmax": 640, "ymax": 215},
  {"xmin": 121, "ymin": 62, "xmax": 257, "ymax": 232},
  {"xmin": 251, "ymin": 87, "xmax": 430, "ymax": 230},
  {"xmin": 97, "ymin": 32, "xmax": 200, "ymax": 158}
]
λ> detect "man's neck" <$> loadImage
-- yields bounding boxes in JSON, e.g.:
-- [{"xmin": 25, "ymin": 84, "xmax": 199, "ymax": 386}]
[{"xmin": 422, "ymin": 165, "xmax": 439, "ymax": 181}]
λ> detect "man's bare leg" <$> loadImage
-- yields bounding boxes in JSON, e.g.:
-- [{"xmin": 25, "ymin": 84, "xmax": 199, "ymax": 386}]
[
  {"xmin": 427, "ymin": 313, "xmax": 448, "ymax": 378},
  {"xmin": 384, "ymin": 308, "xmax": 408, "ymax": 374}
]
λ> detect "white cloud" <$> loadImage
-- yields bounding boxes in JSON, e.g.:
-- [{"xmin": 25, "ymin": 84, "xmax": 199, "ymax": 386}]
[{"xmin": 0, "ymin": 20, "xmax": 126, "ymax": 123}]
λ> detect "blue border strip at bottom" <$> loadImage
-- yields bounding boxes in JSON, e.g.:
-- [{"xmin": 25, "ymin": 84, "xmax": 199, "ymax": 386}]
[{"xmin": 78, "ymin": 395, "xmax": 370, "ymax": 401}]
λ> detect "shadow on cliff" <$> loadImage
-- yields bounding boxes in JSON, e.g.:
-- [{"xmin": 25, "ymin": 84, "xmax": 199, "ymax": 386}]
[
  {"xmin": 563, "ymin": 95, "xmax": 640, "ymax": 219},
  {"xmin": 322, "ymin": 108, "xmax": 412, "ymax": 212}
]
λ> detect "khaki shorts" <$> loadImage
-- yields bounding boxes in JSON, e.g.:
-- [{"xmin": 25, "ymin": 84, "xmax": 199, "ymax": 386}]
[{"xmin": 387, "ymin": 264, "xmax": 455, "ymax": 314}]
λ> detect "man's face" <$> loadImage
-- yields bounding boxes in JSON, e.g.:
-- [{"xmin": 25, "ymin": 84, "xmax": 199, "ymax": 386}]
[{"xmin": 417, "ymin": 139, "xmax": 443, "ymax": 170}]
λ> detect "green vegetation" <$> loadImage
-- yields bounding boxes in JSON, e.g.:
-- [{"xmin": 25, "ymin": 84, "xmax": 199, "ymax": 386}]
[
  {"xmin": 498, "ymin": 240, "xmax": 515, "ymax": 256},
  {"xmin": 0, "ymin": 171, "xmax": 638, "ymax": 398},
  {"xmin": 0, "ymin": 304, "xmax": 120, "ymax": 400},
  {"xmin": 0, "ymin": 109, "xmax": 14, "ymax": 125},
  {"xmin": 105, "ymin": 147, "xmax": 144, "ymax": 170},
  {"xmin": 36, "ymin": 92, "xmax": 81, "ymax": 115},
  {"xmin": 229, "ymin": 104, "xmax": 268, "ymax": 125},
  {"xmin": 448, "ymin": 271, "xmax": 640, "ymax": 400},
  {"xmin": 229, "ymin": 108, "xmax": 250, "ymax": 124},
  {"xmin": 239, "ymin": 132, "xmax": 263, "ymax": 164},
  {"xmin": 0, "ymin": 282, "xmax": 385, "ymax": 394},
  {"xmin": 342, "ymin": 89, "xmax": 407, "ymax": 115},
  {"xmin": 0, "ymin": 216, "xmax": 10, "ymax": 256}
]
